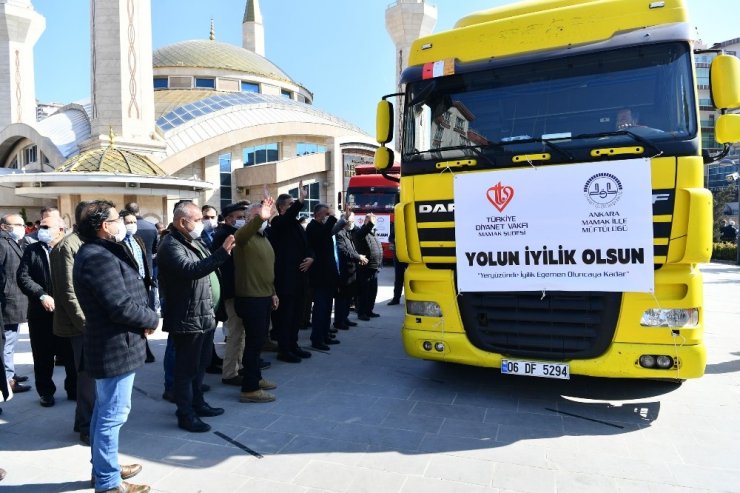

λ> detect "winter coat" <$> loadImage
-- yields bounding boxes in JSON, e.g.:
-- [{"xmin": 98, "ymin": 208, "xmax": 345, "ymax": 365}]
[{"xmin": 0, "ymin": 231, "xmax": 28, "ymax": 325}]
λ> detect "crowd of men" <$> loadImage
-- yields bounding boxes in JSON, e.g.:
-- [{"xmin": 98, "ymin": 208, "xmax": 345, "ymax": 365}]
[{"xmin": 0, "ymin": 182, "xmax": 398, "ymax": 492}]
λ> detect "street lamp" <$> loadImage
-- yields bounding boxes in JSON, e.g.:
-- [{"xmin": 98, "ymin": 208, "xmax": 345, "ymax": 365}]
[{"xmin": 726, "ymin": 169, "xmax": 740, "ymax": 265}]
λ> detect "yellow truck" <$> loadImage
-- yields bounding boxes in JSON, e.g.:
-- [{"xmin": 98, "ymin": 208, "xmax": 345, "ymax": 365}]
[{"xmin": 374, "ymin": 0, "xmax": 740, "ymax": 380}]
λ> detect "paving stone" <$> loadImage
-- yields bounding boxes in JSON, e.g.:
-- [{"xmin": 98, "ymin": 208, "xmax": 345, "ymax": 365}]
[
  {"xmin": 401, "ymin": 476, "xmax": 496, "ymax": 493},
  {"xmin": 293, "ymin": 460, "xmax": 358, "ymax": 492},
  {"xmin": 411, "ymin": 401, "xmax": 487, "ymax": 422},
  {"xmin": 424, "ymin": 454, "xmax": 494, "ymax": 486},
  {"xmin": 490, "ymin": 462, "xmax": 556, "ymax": 493}
]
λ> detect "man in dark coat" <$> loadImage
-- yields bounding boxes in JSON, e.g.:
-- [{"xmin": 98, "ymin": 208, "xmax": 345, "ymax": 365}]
[
  {"xmin": 74, "ymin": 200, "xmax": 158, "ymax": 493},
  {"xmin": 200, "ymin": 205, "xmax": 218, "ymax": 249},
  {"xmin": 125, "ymin": 202, "xmax": 159, "ymax": 311},
  {"xmin": 157, "ymin": 201, "xmax": 234, "ymax": 433},
  {"xmin": 353, "ymin": 213, "xmax": 383, "ymax": 321},
  {"xmin": 334, "ymin": 212, "xmax": 367, "ymax": 330},
  {"xmin": 212, "ymin": 202, "xmax": 249, "ymax": 385},
  {"xmin": 0, "ymin": 213, "xmax": 31, "ymax": 393},
  {"xmin": 0, "ymin": 313, "xmax": 9, "ymax": 481},
  {"xmin": 269, "ymin": 184, "xmax": 314, "ymax": 363},
  {"xmin": 305, "ymin": 204, "xmax": 339, "ymax": 350},
  {"xmin": 387, "ymin": 222, "xmax": 407, "ymax": 305},
  {"xmin": 17, "ymin": 215, "xmax": 76, "ymax": 407}
]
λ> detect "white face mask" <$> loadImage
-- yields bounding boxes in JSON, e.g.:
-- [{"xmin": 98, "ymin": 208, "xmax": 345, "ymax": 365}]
[
  {"xmin": 203, "ymin": 218, "xmax": 217, "ymax": 231},
  {"xmin": 188, "ymin": 220, "xmax": 204, "ymax": 240},
  {"xmin": 9, "ymin": 226, "xmax": 25, "ymax": 241},
  {"xmin": 233, "ymin": 218, "xmax": 246, "ymax": 229},
  {"xmin": 125, "ymin": 224, "xmax": 137, "ymax": 237},
  {"xmin": 110, "ymin": 221, "xmax": 126, "ymax": 242},
  {"xmin": 37, "ymin": 228, "xmax": 54, "ymax": 244}
]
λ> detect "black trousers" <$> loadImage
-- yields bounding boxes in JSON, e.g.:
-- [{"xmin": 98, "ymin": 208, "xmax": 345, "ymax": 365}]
[
  {"xmin": 28, "ymin": 316, "xmax": 75, "ymax": 398},
  {"xmin": 235, "ymin": 297, "xmax": 271, "ymax": 392},
  {"xmin": 356, "ymin": 268, "xmax": 379, "ymax": 316},
  {"xmin": 172, "ymin": 330, "xmax": 214, "ymax": 418},
  {"xmin": 271, "ymin": 291, "xmax": 304, "ymax": 353},
  {"xmin": 70, "ymin": 335, "xmax": 95, "ymax": 434},
  {"xmin": 335, "ymin": 282, "xmax": 356, "ymax": 330},
  {"xmin": 393, "ymin": 258, "xmax": 408, "ymax": 300},
  {"xmin": 311, "ymin": 287, "xmax": 333, "ymax": 345}
]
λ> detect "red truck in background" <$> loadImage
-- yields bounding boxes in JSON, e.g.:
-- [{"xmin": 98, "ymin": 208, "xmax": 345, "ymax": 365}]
[{"xmin": 346, "ymin": 164, "xmax": 400, "ymax": 261}]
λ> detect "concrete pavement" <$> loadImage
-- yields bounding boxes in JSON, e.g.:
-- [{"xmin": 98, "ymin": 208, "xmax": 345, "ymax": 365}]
[{"xmin": 0, "ymin": 263, "xmax": 738, "ymax": 492}]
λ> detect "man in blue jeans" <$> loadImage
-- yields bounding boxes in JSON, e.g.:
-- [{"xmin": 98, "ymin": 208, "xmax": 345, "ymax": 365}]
[{"xmin": 74, "ymin": 200, "xmax": 159, "ymax": 493}]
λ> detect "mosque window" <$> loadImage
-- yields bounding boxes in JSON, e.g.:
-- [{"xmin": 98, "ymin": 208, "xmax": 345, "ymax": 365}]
[
  {"xmin": 289, "ymin": 181, "xmax": 320, "ymax": 218},
  {"xmin": 195, "ymin": 78, "xmax": 216, "ymax": 89},
  {"xmin": 153, "ymin": 78, "xmax": 168, "ymax": 89},
  {"xmin": 243, "ymin": 143, "xmax": 279, "ymax": 166},
  {"xmin": 219, "ymin": 153, "xmax": 232, "ymax": 211},
  {"xmin": 281, "ymin": 89, "xmax": 293, "ymax": 99},
  {"xmin": 241, "ymin": 82, "xmax": 260, "ymax": 93},
  {"xmin": 169, "ymin": 76, "xmax": 193, "ymax": 89},
  {"xmin": 23, "ymin": 145, "xmax": 37, "ymax": 165},
  {"xmin": 296, "ymin": 143, "xmax": 327, "ymax": 156},
  {"xmin": 218, "ymin": 79, "xmax": 240, "ymax": 92}
]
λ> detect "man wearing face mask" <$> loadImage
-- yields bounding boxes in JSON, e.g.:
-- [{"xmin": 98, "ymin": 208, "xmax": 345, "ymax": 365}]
[
  {"xmin": 0, "ymin": 214, "xmax": 31, "ymax": 395},
  {"xmin": 333, "ymin": 211, "xmax": 367, "ymax": 332},
  {"xmin": 157, "ymin": 201, "xmax": 235, "ymax": 432},
  {"xmin": 74, "ymin": 200, "xmax": 159, "ymax": 493},
  {"xmin": 120, "ymin": 211, "xmax": 156, "ymax": 364},
  {"xmin": 306, "ymin": 204, "xmax": 340, "ymax": 350},
  {"xmin": 17, "ymin": 215, "xmax": 76, "ymax": 408},
  {"xmin": 211, "ymin": 201, "xmax": 250, "ymax": 386},
  {"xmin": 200, "ymin": 206, "xmax": 218, "ymax": 249}
]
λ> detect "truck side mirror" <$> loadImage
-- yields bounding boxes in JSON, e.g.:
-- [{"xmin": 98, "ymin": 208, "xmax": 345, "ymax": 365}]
[
  {"xmin": 711, "ymin": 54, "xmax": 740, "ymax": 109},
  {"xmin": 374, "ymin": 146, "xmax": 394, "ymax": 172},
  {"xmin": 716, "ymin": 114, "xmax": 740, "ymax": 144},
  {"xmin": 376, "ymin": 100, "xmax": 394, "ymax": 145}
]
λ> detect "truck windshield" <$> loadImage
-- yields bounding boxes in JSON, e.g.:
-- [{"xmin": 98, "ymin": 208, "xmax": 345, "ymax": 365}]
[
  {"xmin": 403, "ymin": 42, "xmax": 696, "ymax": 163},
  {"xmin": 347, "ymin": 188, "xmax": 398, "ymax": 211}
]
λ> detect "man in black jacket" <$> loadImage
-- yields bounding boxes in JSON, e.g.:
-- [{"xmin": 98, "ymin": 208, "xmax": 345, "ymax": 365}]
[
  {"xmin": 17, "ymin": 215, "xmax": 76, "ymax": 408},
  {"xmin": 306, "ymin": 204, "xmax": 340, "ymax": 350},
  {"xmin": 157, "ymin": 202, "xmax": 234, "ymax": 433},
  {"xmin": 334, "ymin": 212, "xmax": 367, "ymax": 330},
  {"xmin": 353, "ymin": 213, "xmax": 383, "ymax": 321},
  {"xmin": 0, "ymin": 214, "xmax": 31, "ymax": 393},
  {"xmin": 212, "ymin": 202, "xmax": 249, "ymax": 385},
  {"xmin": 124, "ymin": 202, "xmax": 159, "ymax": 312},
  {"xmin": 75, "ymin": 200, "xmax": 158, "ymax": 493},
  {"xmin": 270, "ymin": 184, "xmax": 314, "ymax": 363}
]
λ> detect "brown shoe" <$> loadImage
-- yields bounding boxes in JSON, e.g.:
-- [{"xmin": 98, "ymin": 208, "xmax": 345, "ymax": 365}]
[
  {"xmin": 239, "ymin": 389, "xmax": 276, "ymax": 403},
  {"xmin": 91, "ymin": 463, "xmax": 142, "ymax": 487},
  {"xmin": 96, "ymin": 481, "xmax": 151, "ymax": 493},
  {"xmin": 258, "ymin": 379, "xmax": 277, "ymax": 390}
]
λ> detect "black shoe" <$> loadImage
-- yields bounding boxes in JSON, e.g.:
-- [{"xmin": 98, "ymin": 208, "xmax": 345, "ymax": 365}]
[
  {"xmin": 10, "ymin": 381, "xmax": 31, "ymax": 393},
  {"xmin": 387, "ymin": 298, "xmax": 400, "ymax": 305},
  {"xmin": 12, "ymin": 374, "xmax": 28, "ymax": 383},
  {"xmin": 277, "ymin": 352, "xmax": 301, "ymax": 363},
  {"xmin": 162, "ymin": 390, "xmax": 175, "ymax": 403},
  {"xmin": 193, "ymin": 403, "xmax": 225, "ymax": 417},
  {"xmin": 221, "ymin": 376, "xmax": 243, "ymax": 386},
  {"xmin": 325, "ymin": 338, "xmax": 340, "ymax": 345},
  {"xmin": 80, "ymin": 433, "xmax": 90, "ymax": 446},
  {"xmin": 368, "ymin": 312, "xmax": 380, "ymax": 318},
  {"xmin": 145, "ymin": 354, "xmax": 156, "ymax": 363},
  {"xmin": 292, "ymin": 348, "xmax": 312, "ymax": 359},
  {"xmin": 39, "ymin": 395, "xmax": 55, "ymax": 407},
  {"xmin": 357, "ymin": 315, "xmax": 371, "ymax": 321},
  {"xmin": 201, "ymin": 384, "xmax": 211, "ymax": 392},
  {"xmin": 178, "ymin": 415, "xmax": 211, "ymax": 433},
  {"xmin": 334, "ymin": 324, "xmax": 350, "ymax": 331},
  {"xmin": 311, "ymin": 342, "xmax": 330, "ymax": 351},
  {"xmin": 344, "ymin": 320, "xmax": 358, "ymax": 327},
  {"xmin": 204, "ymin": 365, "xmax": 221, "ymax": 375},
  {"xmin": 259, "ymin": 359, "xmax": 271, "ymax": 370}
]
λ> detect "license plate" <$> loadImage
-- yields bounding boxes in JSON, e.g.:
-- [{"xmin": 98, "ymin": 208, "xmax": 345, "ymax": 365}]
[{"xmin": 501, "ymin": 359, "xmax": 570, "ymax": 380}]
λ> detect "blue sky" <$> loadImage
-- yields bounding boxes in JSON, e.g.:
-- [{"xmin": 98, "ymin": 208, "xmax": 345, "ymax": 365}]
[{"xmin": 32, "ymin": 0, "xmax": 739, "ymax": 135}]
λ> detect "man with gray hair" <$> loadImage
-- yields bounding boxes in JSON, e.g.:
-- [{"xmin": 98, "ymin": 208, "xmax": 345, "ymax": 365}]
[
  {"xmin": 157, "ymin": 201, "xmax": 235, "ymax": 432},
  {"xmin": 0, "ymin": 213, "xmax": 31, "ymax": 394}
]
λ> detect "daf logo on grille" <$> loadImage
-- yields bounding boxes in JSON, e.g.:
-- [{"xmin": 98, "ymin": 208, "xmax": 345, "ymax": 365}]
[{"xmin": 418, "ymin": 203, "xmax": 455, "ymax": 214}]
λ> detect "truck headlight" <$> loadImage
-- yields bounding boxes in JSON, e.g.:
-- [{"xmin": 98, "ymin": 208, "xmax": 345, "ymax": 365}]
[
  {"xmin": 406, "ymin": 301, "xmax": 442, "ymax": 318},
  {"xmin": 640, "ymin": 308, "xmax": 698, "ymax": 327}
]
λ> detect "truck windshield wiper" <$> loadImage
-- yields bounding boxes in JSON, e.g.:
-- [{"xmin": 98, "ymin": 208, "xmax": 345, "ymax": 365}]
[
  {"xmin": 406, "ymin": 144, "xmax": 499, "ymax": 168},
  {"xmin": 572, "ymin": 130, "xmax": 662, "ymax": 155}
]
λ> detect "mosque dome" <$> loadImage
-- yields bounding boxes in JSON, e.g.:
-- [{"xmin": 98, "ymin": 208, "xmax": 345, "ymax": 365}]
[
  {"xmin": 153, "ymin": 39, "xmax": 293, "ymax": 83},
  {"xmin": 55, "ymin": 146, "xmax": 166, "ymax": 176}
]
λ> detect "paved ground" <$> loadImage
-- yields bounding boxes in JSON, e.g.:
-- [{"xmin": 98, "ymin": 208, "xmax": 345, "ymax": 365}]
[{"xmin": 0, "ymin": 263, "xmax": 738, "ymax": 492}]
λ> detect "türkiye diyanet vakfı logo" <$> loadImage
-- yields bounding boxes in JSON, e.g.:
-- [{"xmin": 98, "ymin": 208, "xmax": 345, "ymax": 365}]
[
  {"xmin": 475, "ymin": 181, "xmax": 529, "ymax": 238},
  {"xmin": 583, "ymin": 172, "xmax": 623, "ymax": 208}
]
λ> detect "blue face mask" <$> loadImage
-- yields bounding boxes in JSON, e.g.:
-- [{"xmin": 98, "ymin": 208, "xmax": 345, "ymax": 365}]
[{"xmin": 37, "ymin": 228, "xmax": 54, "ymax": 244}]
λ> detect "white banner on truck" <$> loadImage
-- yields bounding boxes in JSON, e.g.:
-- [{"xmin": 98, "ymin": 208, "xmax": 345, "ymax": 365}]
[
  {"xmin": 355, "ymin": 213, "xmax": 391, "ymax": 244},
  {"xmin": 454, "ymin": 159, "xmax": 655, "ymax": 293}
]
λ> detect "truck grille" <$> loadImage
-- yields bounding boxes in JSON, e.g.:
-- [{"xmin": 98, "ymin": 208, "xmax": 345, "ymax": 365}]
[{"xmin": 458, "ymin": 291, "xmax": 622, "ymax": 360}]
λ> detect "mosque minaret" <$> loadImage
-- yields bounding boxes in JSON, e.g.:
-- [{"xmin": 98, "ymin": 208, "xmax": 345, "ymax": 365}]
[
  {"xmin": 0, "ymin": 0, "xmax": 45, "ymax": 127},
  {"xmin": 242, "ymin": 0, "xmax": 265, "ymax": 57}
]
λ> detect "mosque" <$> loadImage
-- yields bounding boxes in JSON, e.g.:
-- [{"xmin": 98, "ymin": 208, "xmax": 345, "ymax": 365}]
[{"xmin": 0, "ymin": 0, "xmax": 377, "ymax": 225}]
